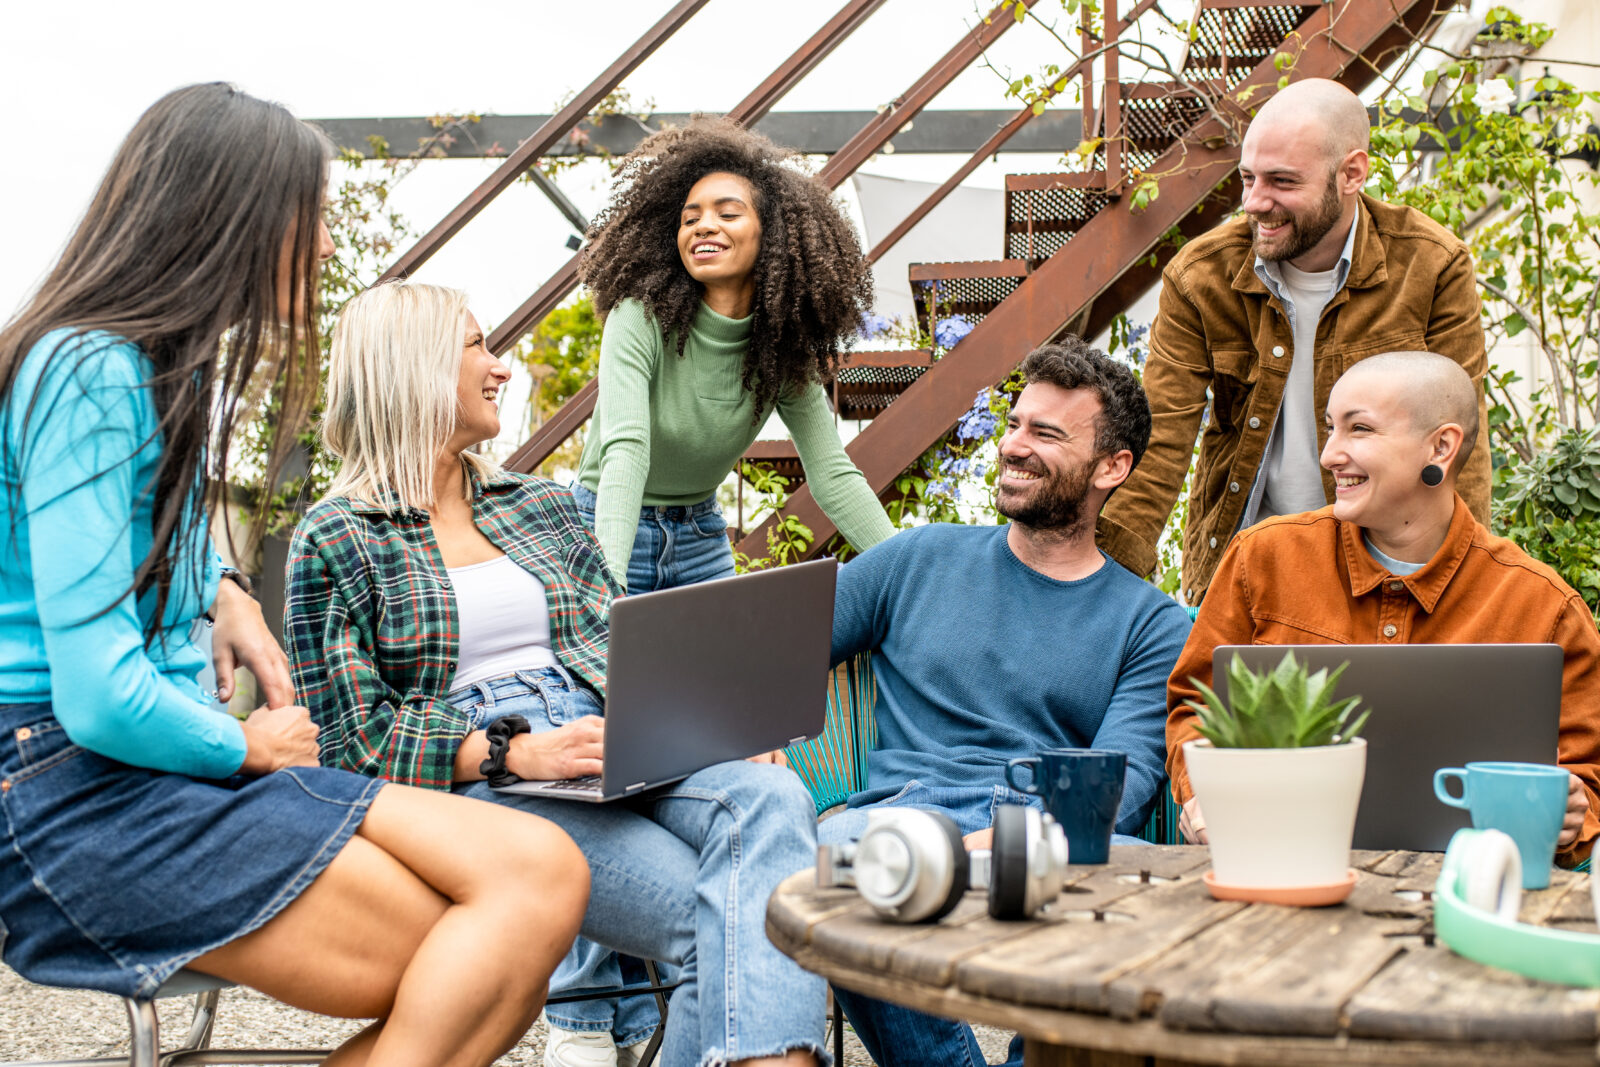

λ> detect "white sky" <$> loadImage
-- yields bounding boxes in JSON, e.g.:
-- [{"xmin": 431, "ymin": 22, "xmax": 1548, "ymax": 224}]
[
  {"xmin": 2, "ymin": 0, "xmax": 1115, "ymax": 324},
  {"xmin": 2, "ymin": 0, "xmax": 1501, "ymax": 466}
]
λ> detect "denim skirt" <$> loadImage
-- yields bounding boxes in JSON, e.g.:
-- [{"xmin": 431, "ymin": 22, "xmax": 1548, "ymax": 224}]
[{"xmin": 0, "ymin": 702, "xmax": 384, "ymax": 999}]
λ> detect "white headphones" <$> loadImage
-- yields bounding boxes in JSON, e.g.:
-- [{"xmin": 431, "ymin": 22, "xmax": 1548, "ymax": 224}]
[
  {"xmin": 817, "ymin": 805, "xmax": 1070, "ymax": 923},
  {"xmin": 1434, "ymin": 828, "xmax": 1600, "ymax": 987}
]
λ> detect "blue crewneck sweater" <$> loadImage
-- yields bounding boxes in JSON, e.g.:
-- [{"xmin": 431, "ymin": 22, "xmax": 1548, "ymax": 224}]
[{"xmin": 831, "ymin": 523, "xmax": 1191, "ymax": 834}]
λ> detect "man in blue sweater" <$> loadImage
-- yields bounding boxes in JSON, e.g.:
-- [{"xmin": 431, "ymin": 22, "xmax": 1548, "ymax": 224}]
[{"xmin": 821, "ymin": 338, "xmax": 1192, "ymax": 1067}]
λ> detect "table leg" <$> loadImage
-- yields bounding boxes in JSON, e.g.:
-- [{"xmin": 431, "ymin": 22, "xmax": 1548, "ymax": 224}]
[{"xmin": 1024, "ymin": 1041, "xmax": 1191, "ymax": 1067}]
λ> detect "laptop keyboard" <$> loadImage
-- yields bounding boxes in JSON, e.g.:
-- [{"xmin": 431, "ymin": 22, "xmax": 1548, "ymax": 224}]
[{"xmin": 541, "ymin": 775, "xmax": 602, "ymax": 792}]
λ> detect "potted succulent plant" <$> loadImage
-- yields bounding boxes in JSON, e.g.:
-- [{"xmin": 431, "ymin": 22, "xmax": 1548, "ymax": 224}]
[{"xmin": 1183, "ymin": 652, "xmax": 1370, "ymax": 905}]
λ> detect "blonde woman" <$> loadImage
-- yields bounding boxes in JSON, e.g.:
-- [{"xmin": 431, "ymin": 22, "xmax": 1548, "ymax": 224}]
[{"xmin": 284, "ymin": 280, "xmax": 825, "ymax": 1067}]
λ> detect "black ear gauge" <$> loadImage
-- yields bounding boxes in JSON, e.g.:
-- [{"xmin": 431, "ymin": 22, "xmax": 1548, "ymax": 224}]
[{"xmin": 1421, "ymin": 463, "xmax": 1444, "ymax": 487}]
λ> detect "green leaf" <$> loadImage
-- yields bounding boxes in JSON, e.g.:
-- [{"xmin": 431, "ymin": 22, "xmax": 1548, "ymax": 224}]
[{"xmin": 1190, "ymin": 652, "xmax": 1368, "ymax": 749}]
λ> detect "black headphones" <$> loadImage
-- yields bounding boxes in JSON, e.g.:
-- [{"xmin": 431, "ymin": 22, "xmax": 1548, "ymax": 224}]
[{"xmin": 817, "ymin": 805, "xmax": 1070, "ymax": 923}]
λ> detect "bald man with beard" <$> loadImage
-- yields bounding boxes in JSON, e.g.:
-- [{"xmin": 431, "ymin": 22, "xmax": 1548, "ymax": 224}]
[
  {"xmin": 1098, "ymin": 78, "xmax": 1491, "ymax": 605},
  {"xmin": 1165, "ymin": 352, "xmax": 1600, "ymax": 867}
]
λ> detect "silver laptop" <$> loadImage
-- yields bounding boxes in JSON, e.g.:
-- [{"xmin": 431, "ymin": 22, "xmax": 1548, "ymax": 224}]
[
  {"xmin": 1212, "ymin": 644, "xmax": 1563, "ymax": 851},
  {"xmin": 495, "ymin": 558, "xmax": 837, "ymax": 802}
]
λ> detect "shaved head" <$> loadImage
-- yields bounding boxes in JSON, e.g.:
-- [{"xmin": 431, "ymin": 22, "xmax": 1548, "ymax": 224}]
[
  {"xmin": 1248, "ymin": 78, "xmax": 1371, "ymax": 164},
  {"xmin": 1342, "ymin": 352, "xmax": 1479, "ymax": 471}
]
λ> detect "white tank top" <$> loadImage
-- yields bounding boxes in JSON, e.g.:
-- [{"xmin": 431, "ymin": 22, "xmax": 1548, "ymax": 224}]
[{"xmin": 445, "ymin": 555, "xmax": 557, "ymax": 691}]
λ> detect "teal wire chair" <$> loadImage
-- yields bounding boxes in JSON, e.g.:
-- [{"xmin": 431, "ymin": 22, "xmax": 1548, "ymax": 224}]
[{"xmin": 785, "ymin": 654, "xmax": 878, "ymax": 816}]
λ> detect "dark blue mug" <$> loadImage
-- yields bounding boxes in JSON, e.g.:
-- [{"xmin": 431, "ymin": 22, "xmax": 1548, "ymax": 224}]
[{"xmin": 1005, "ymin": 748, "xmax": 1127, "ymax": 864}]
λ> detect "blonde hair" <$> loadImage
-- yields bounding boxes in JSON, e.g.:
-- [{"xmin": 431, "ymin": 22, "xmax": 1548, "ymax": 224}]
[{"xmin": 322, "ymin": 280, "xmax": 500, "ymax": 511}]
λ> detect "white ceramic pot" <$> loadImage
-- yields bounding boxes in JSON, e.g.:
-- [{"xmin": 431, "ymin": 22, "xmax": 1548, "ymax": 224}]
[{"xmin": 1184, "ymin": 737, "xmax": 1367, "ymax": 888}]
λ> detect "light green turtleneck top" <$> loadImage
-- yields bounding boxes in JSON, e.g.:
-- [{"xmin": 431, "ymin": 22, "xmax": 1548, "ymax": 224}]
[{"xmin": 574, "ymin": 298, "xmax": 895, "ymax": 589}]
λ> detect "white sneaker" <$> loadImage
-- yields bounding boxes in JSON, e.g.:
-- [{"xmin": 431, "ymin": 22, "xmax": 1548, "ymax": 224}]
[
  {"xmin": 616, "ymin": 1036, "xmax": 652, "ymax": 1067},
  {"xmin": 543, "ymin": 1023, "xmax": 618, "ymax": 1067}
]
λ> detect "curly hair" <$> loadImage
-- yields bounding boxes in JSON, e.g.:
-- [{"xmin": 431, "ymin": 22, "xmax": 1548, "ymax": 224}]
[
  {"xmin": 1021, "ymin": 337, "xmax": 1152, "ymax": 471},
  {"xmin": 578, "ymin": 115, "xmax": 874, "ymax": 419}
]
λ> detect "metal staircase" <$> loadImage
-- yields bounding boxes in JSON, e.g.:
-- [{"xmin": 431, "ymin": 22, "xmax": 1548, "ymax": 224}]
[{"xmin": 377, "ymin": 0, "xmax": 1454, "ymax": 557}]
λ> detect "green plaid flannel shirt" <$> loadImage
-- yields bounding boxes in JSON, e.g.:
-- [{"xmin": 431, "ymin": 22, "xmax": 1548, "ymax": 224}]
[{"xmin": 285, "ymin": 470, "xmax": 618, "ymax": 790}]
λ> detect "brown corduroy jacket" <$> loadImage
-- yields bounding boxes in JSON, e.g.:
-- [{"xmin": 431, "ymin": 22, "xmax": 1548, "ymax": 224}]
[
  {"xmin": 1098, "ymin": 194, "xmax": 1490, "ymax": 602},
  {"xmin": 1164, "ymin": 497, "xmax": 1600, "ymax": 866}
]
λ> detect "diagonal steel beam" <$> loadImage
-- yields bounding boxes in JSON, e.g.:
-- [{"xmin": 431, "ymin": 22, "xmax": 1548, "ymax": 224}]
[
  {"xmin": 492, "ymin": 0, "xmax": 893, "ymax": 369},
  {"xmin": 817, "ymin": 0, "xmax": 1040, "ymax": 185},
  {"xmin": 737, "ymin": 0, "xmax": 1451, "ymax": 559},
  {"xmin": 379, "ymin": 0, "xmax": 709, "ymax": 285},
  {"xmin": 504, "ymin": 0, "xmax": 1038, "ymax": 471}
]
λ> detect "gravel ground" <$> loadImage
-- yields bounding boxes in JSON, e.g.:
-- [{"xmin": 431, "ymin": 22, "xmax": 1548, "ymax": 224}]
[{"xmin": 0, "ymin": 965, "xmax": 1018, "ymax": 1065}]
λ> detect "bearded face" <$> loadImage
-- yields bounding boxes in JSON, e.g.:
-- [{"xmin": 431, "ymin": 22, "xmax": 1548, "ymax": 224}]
[
  {"xmin": 994, "ymin": 449, "xmax": 1097, "ymax": 534},
  {"xmin": 994, "ymin": 383, "xmax": 1110, "ymax": 538},
  {"xmin": 1248, "ymin": 166, "xmax": 1344, "ymax": 263}
]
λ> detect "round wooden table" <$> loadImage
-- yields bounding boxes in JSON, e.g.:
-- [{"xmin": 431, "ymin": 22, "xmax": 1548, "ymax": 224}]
[{"xmin": 767, "ymin": 843, "xmax": 1600, "ymax": 1066}]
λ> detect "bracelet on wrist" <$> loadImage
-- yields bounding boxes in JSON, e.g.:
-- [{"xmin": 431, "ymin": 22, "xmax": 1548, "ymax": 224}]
[
  {"xmin": 204, "ymin": 568, "xmax": 255, "ymax": 625},
  {"xmin": 481, "ymin": 715, "xmax": 532, "ymax": 787}
]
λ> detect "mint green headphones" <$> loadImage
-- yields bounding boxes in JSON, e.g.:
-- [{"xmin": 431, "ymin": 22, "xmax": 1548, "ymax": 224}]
[{"xmin": 1435, "ymin": 828, "xmax": 1600, "ymax": 987}]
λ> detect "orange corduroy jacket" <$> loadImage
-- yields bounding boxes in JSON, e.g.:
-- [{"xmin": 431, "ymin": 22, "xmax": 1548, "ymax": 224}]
[{"xmin": 1165, "ymin": 496, "xmax": 1600, "ymax": 865}]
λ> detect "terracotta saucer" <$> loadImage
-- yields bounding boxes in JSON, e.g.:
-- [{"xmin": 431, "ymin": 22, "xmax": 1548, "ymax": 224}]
[{"xmin": 1202, "ymin": 868, "xmax": 1358, "ymax": 907}]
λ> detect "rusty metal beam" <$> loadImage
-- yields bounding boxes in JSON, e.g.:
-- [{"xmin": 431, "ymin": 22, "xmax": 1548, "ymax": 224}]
[
  {"xmin": 504, "ymin": 379, "xmax": 597, "ymax": 475},
  {"xmin": 817, "ymin": 0, "xmax": 1041, "ymax": 186},
  {"xmin": 737, "ymin": 0, "xmax": 1451, "ymax": 560},
  {"xmin": 500, "ymin": 0, "xmax": 1031, "ymax": 468},
  {"xmin": 380, "ymin": 0, "xmax": 709, "ymax": 285},
  {"xmin": 737, "ymin": 0, "xmax": 891, "ymax": 121},
  {"xmin": 1076, "ymin": 174, "xmax": 1242, "ymax": 342}
]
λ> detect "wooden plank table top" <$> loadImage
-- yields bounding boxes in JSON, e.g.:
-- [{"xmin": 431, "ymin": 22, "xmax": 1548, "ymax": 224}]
[{"xmin": 767, "ymin": 844, "xmax": 1600, "ymax": 1066}]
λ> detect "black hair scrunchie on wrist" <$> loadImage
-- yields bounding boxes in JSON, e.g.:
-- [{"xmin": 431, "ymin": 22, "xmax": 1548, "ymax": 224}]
[{"xmin": 481, "ymin": 715, "xmax": 532, "ymax": 787}]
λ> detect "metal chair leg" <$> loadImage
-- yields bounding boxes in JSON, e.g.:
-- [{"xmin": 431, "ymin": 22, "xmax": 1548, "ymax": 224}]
[
  {"xmin": 634, "ymin": 961, "xmax": 669, "ymax": 1067},
  {"xmin": 171, "ymin": 990, "xmax": 220, "ymax": 1056},
  {"xmin": 123, "ymin": 999, "xmax": 160, "ymax": 1067}
]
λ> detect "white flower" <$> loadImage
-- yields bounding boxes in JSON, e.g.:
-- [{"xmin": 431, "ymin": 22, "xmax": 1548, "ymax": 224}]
[{"xmin": 1477, "ymin": 79, "xmax": 1517, "ymax": 115}]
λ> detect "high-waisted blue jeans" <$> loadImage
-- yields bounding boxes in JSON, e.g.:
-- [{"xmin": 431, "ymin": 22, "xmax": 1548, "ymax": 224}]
[
  {"xmin": 559, "ymin": 483, "xmax": 737, "ymax": 1043},
  {"xmin": 450, "ymin": 670, "xmax": 825, "ymax": 1066}
]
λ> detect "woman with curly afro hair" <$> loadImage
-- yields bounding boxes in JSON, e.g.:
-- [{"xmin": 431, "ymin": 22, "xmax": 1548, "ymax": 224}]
[{"xmin": 571, "ymin": 115, "xmax": 896, "ymax": 596}]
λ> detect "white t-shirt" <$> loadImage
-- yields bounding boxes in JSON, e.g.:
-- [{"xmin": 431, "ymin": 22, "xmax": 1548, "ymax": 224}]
[
  {"xmin": 446, "ymin": 555, "xmax": 557, "ymax": 692},
  {"xmin": 1259, "ymin": 259, "xmax": 1343, "ymax": 519}
]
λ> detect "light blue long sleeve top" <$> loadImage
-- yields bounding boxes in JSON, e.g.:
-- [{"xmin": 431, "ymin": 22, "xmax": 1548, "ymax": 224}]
[
  {"xmin": 0, "ymin": 329, "xmax": 246, "ymax": 778},
  {"xmin": 830, "ymin": 523, "xmax": 1192, "ymax": 834}
]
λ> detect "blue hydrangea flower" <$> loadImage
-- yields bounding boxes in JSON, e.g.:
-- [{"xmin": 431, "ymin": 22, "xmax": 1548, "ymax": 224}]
[
  {"xmin": 955, "ymin": 389, "xmax": 998, "ymax": 442},
  {"xmin": 934, "ymin": 314, "xmax": 974, "ymax": 350},
  {"xmin": 859, "ymin": 312, "xmax": 894, "ymax": 339}
]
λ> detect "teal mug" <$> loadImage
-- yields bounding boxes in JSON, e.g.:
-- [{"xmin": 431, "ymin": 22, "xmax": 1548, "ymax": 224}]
[{"xmin": 1433, "ymin": 761, "xmax": 1568, "ymax": 889}]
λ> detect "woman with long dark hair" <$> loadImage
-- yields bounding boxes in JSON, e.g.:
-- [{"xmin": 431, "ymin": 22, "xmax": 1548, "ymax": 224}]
[{"xmin": 0, "ymin": 83, "xmax": 587, "ymax": 1067}]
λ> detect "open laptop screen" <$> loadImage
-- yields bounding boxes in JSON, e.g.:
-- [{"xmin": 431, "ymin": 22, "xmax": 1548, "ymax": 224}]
[{"xmin": 1211, "ymin": 644, "xmax": 1562, "ymax": 851}]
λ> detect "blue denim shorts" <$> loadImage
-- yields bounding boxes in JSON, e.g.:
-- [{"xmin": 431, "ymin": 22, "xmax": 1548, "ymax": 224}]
[
  {"xmin": 569, "ymin": 482, "xmax": 735, "ymax": 594},
  {"xmin": 447, "ymin": 665, "xmax": 600, "ymax": 733},
  {"xmin": 0, "ymin": 702, "xmax": 383, "ymax": 999}
]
